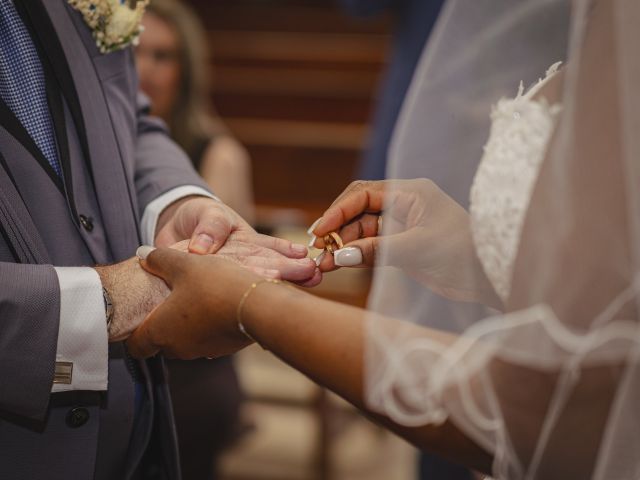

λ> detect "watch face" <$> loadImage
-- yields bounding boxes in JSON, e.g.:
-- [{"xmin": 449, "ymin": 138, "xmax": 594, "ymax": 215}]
[{"xmin": 103, "ymin": 287, "xmax": 114, "ymax": 325}]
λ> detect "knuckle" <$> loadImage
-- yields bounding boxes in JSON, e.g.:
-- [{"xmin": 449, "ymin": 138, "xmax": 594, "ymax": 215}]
[
  {"xmin": 417, "ymin": 178, "xmax": 434, "ymax": 191},
  {"xmin": 275, "ymin": 237, "xmax": 289, "ymax": 250},
  {"xmin": 263, "ymin": 235, "xmax": 279, "ymax": 250},
  {"xmin": 203, "ymin": 216, "xmax": 227, "ymax": 230},
  {"xmin": 421, "ymin": 179, "xmax": 441, "ymax": 199},
  {"xmin": 248, "ymin": 244, "xmax": 265, "ymax": 257},
  {"xmin": 271, "ymin": 258, "xmax": 287, "ymax": 271},
  {"xmin": 349, "ymin": 180, "xmax": 369, "ymax": 192},
  {"xmin": 231, "ymin": 253, "xmax": 249, "ymax": 266}
]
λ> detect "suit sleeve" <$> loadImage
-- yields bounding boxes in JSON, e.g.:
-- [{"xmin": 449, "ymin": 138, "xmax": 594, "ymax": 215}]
[
  {"xmin": 0, "ymin": 262, "xmax": 59, "ymax": 421},
  {"xmin": 133, "ymin": 92, "xmax": 212, "ymax": 217}
]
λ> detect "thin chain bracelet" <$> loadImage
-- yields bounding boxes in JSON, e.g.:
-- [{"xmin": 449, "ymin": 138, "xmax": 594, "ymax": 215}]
[{"xmin": 236, "ymin": 278, "xmax": 282, "ymax": 342}]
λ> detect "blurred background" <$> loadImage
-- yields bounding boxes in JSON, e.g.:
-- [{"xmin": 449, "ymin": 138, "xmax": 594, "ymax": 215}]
[
  {"xmin": 136, "ymin": 0, "xmax": 420, "ymax": 478},
  {"xmin": 193, "ymin": 0, "xmax": 386, "ymax": 227}
]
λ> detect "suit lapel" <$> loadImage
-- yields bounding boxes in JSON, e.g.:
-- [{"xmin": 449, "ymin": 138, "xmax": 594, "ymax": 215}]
[
  {"xmin": 44, "ymin": 68, "xmax": 82, "ymax": 227},
  {"xmin": 10, "ymin": 0, "xmax": 84, "ymax": 228},
  {"xmin": 0, "ymin": 152, "xmax": 50, "ymax": 264},
  {"xmin": 17, "ymin": 0, "xmax": 141, "ymax": 259},
  {"xmin": 0, "ymin": 98, "xmax": 64, "ymax": 193}
]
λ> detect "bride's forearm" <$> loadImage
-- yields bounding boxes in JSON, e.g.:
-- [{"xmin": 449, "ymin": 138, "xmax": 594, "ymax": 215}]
[
  {"xmin": 243, "ymin": 283, "xmax": 366, "ymax": 404},
  {"xmin": 240, "ymin": 283, "xmax": 493, "ymax": 474}
]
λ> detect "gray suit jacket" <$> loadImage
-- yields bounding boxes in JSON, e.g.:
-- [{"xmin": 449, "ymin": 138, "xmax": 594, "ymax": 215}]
[{"xmin": 0, "ymin": 1, "xmax": 209, "ymax": 478}]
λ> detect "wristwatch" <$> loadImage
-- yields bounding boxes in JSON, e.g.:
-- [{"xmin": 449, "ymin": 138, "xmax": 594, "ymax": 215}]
[{"xmin": 102, "ymin": 287, "xmax": 114, "ymax": 332}]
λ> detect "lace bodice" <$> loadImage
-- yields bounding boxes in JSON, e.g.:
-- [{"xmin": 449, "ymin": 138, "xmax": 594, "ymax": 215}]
[{"xmin": 470, "ymin": 64, "xmax": 563, "ymax": 301}]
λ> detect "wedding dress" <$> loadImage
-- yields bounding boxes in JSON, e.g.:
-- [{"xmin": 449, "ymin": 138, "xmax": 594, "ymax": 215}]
[
  {"xmin": 438, "ymin": 63, "xmax": 562, "ymax": 480},
  {"xmin": 470, "ymin": 63, "xmax": 562, "ymax": 301},
  {"xmin": 365, "ymin": 1, "xmax": 640, "ymax": 477}
]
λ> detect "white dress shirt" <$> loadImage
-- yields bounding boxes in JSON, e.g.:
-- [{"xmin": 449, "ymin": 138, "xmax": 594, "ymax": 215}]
[{"xmin": 51, "ymin": 186, "xmax": 215, "ymax": 392}]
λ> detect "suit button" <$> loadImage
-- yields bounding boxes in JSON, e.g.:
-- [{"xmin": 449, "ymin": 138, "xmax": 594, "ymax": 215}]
[
  {"xmin": 66, "ymin": 407, "xmax": 90, "ymax": 428},
  {"xmin": 79, "ymin": 214, "xmax": 94, "ymax": 232}
]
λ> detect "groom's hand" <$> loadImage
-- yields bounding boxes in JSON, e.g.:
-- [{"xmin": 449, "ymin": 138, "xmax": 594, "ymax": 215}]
[
  {"xmin": 154, "ymin": 196, "xmax": 320, "ymax": 285},
  {"xmin": 154, "ymin": 196, "xmax": 242, "ymax": 254},
  {"xmin": 169, "ymin": 235, "xmax": 321, "ymax": 285}
]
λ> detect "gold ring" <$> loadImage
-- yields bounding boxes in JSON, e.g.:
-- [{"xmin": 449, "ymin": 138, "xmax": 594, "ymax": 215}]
[
  {"xmin": 323, "ymin": 232, "xmax": 344, "ymax": 255},
  {"xmin": 328, "ymin": 232, "xmax": 344, "ymax": 249}
]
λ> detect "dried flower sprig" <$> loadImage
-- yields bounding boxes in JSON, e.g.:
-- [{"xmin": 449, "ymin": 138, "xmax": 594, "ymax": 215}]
[{"xmin": 68, "ymin": 0, "xmax": 149, "ymax": 54}]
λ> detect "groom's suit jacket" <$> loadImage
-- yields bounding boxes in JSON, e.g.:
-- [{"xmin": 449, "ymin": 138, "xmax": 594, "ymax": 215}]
[{"xmin": 0, "ymin": 1, "xmax": 209, "ymax": 478}]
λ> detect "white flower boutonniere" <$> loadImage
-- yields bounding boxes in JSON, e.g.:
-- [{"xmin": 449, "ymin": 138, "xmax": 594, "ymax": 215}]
[{"xmin": 68, "ymin": 0, "xmax": 150, "ymax": 54}]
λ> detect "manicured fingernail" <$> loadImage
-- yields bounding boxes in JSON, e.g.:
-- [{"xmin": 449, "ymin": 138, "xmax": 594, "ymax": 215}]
[
  {"xmin": 314, "ymin": 251, "xmax": 326, "ymax": 266},
  {"xmin": 136, "ymin": 245, "xmax": 156, "ymax": 260},
  {"xmin": 334, "ymin": 247, "xmax": 363, "ymax": 267},
  {"xmin": 308, "ymin": 235, "xmax": 317, "ymax": 248},
  {"xmin": 307, "ymin": 218, "xmax": 322, "ymax": 235},
  {"xmin": 191, "ymin": 233, "xmax": 214, "ymax": 254},
  {"xmin": 292, "ymin": 243, "xmax": 308, "ymax": 256}
]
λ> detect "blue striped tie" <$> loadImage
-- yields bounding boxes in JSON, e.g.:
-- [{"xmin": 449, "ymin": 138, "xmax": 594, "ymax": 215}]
[{"xmin": 0, "ymin": 0, "xmax": 62, "ymax": 177}]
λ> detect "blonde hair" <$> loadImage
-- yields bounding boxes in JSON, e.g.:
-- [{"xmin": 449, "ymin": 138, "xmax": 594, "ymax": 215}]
[{"xmin": 146, "ymin": 0, "xmax": 226, "ymax": 158}]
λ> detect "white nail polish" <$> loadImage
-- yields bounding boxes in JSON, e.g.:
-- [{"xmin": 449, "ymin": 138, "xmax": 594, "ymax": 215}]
[
  {"xmin": 334, "ymin": 247, "xmax": 363, "ymax": 267},
  {"xmin": 314, "ymin": 251, "xmax": 326, "ymax": 266},
  {"xmin": 307, "ymin": 218, "xmax": 322, "ymax": 235},
  {"xmin": 308, "ymin": 235, "xmax": 317, "ymax": 248},
  {"xmin": 136, "ymin": 245, "xmax": 156, "ymax": 260}
]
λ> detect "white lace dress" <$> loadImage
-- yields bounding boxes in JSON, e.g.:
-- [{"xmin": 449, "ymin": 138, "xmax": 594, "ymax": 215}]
[{"xmin": 470, "ymin": 63, "xmax": 563, "ymax": 301}]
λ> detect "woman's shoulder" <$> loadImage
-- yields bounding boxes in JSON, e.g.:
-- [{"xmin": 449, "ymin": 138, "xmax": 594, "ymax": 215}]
[
  {"xmin": 201, "ymin": 135, "xmax": 250, "ymax": 172},
  {"xmin": 188, "ymin": 134, "xmax": 244, "ymax": 169}
]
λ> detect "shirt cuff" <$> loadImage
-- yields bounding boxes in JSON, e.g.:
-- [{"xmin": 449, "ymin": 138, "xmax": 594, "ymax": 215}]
[
  {"xmin": 52, "ymin": 267, "xmax": 108, "ymax": 392},
  {"xmin": 140, "ymin": 185, "xmax": 218, "ymax": 246}
]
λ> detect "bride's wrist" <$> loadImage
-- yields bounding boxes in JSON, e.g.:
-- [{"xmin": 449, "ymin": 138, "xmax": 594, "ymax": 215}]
[
  {"xmin": 236, "ymin": 278, "xmax": 282, "ymax": 343},
  {"xmin": 237, "ymin": 280, "xmax": 301, "ymax": 347}
]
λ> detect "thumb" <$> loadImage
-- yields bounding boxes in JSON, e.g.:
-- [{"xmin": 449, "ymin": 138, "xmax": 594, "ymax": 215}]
[
  {"xmin": 333, "ymin": 232, "xmax": 409, "ymax": 268},
  {"xmin": 188, "ymin": 212, "xmax": 233, "ymax": 255},
  {"xmin": 137, "ymin": 246, "xmax": 188, "ymax": 288}
]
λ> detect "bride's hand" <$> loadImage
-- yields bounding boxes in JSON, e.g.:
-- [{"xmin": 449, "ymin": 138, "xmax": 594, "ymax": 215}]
[
  {"xmin": 309, "ymin": 179, "xmax": 501, "ymax": 307},
  {"xmin": 127, "ymin": 247, "xmax": 262, "ymax": 359},
  {"xmin": 310, "ymin": 179, "xmax": 456, "ymax": 269}
]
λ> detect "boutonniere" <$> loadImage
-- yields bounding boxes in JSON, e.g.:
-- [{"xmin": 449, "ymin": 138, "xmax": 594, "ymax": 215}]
[{"xmin": 68, "ymin": 0, "xmax": 150, "ymax": 54}]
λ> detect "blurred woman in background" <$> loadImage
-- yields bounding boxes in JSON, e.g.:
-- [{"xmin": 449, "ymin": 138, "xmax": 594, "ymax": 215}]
[
  {"xmin": 136, "ymin": 0, "xmax": 254, "ymax": 223},
  {"xmin": 135, "ymin": 1, "xmax": 252, "ymax": 478}
]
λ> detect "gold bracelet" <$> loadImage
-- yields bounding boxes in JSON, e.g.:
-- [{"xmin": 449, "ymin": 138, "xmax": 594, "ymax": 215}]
[{"xmin": 236, "ymin": 278, "xmax": 282, "ymax": 342}]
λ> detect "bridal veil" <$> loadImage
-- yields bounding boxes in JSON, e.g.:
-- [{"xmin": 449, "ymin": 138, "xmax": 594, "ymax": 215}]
[{"xmin": 364, "ymin": 0, "xmax": 640, "ymax": 478}]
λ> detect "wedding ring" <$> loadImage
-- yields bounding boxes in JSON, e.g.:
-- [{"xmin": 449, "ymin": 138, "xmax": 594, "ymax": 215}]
[
  {"xmin": 328, "ymin": 232, "xmax": 344, "ymax": 249},
  {"xmin": 323, "ymin": 232, "xmax": 344, "ymax": 256},
  {"xmin": 323, "ymin": 235, "xmax": 334, "ymax": 253}
]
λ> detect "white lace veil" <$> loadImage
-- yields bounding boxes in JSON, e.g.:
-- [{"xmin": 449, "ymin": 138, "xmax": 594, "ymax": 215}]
[{"xmin": 364, "ymin": 0, "xmax": 640, "ymax": 478}]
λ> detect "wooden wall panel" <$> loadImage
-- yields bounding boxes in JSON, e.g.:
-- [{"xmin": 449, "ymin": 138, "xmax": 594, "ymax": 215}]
[{"xmin": 184, "ymin": 0, "xmax": 391, "ymax": 225}]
